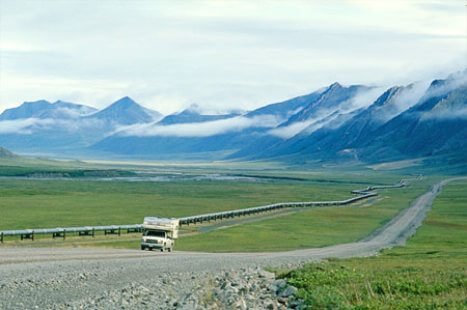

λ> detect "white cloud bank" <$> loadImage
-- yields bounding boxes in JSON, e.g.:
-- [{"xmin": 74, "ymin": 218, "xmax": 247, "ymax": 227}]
[
  {"xmin": 115, "ymin": 115, "xmax": 281, "ymax": 138},
  {"xmin": 369, "ymin": 80, "xmax": 431, "ymax": 124},
  {"xmin": 268, "ymin": 120, "xmax": 315, "ymax": 139},
  {"xmin": 0, "ymin": 118, "xmax": 55, "ymax": 134},
  {"xmin": 421, "ymin": 107, "xmax": 467, "ymax": 121},
  {"xmin": 269, "ymin": 86, "xmax": 385, "ymax": 139},
  {"xmin": 0, "ymin": 116, "xmax": 110, "ymax": 135}
]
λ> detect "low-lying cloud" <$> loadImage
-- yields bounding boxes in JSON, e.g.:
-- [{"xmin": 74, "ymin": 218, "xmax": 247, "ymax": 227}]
[
  {"xmin": 421, "ymin": 107, "xmax": 467, "ymax": 121},
  {"xmin": 45, "ymin": 106, "xmax": 95, "ymax": 119},
  {"xmin": 0, "ymin": 118, "xmax": 55, "ymax": 134},
  {"xmin": 392, "ymin": 81, "xmax": 430, "ymax": 112},
  {"xmin": 425, "ymin": 70, "xmax": 467, "ymax": 98},
  {"xmin": 370, "ymin": 80, "xmax": 431, "ymax": 124},
  {"xmin": 0, "ymin": 117, "xmax": 111, "ymax": 136},
  {"xmin": 269, "ymin": 87, "xmax": 384, "ymax": 139},
  {"xmin": 268, "ymin": 120, "xmax": 315, "ymax": 139},
  {"xmin": 343, "ymin": 87, "xmax": 387, "ymax": 112},
  {"xmin": 115, "ymin": 115, "xmax": 281, "ymax": 138}
]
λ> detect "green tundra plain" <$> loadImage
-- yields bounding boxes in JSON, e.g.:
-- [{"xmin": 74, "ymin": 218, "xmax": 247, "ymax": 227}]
[
  {"xmin": 0, "ymin": 156, "xmax": 433, "ymax": 251},
  {"xmin": 0, "ymin": 156, "xmax": 465, "ymax": 308}
]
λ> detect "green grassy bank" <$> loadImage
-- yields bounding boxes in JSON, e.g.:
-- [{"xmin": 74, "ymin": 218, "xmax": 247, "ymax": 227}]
[{"xmin": 282, "ymin": 180, "xmax": 467, "ymax": 309}]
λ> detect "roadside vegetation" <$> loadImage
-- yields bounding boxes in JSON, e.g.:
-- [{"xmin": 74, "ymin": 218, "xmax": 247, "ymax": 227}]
[{"xmin": 280, "ymin": 180, "xmax": 467, "ymax": 309}]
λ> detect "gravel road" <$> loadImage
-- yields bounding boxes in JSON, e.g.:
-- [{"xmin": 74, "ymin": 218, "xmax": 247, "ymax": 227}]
[{"xmin": 0, "ymin": 178, "xmax": 462, "ymax": 309}]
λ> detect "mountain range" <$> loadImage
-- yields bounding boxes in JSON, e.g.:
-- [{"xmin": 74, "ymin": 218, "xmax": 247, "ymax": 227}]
[{"xmin": 0, "ymin": 70, "xmax": 465, "ymax": 165}]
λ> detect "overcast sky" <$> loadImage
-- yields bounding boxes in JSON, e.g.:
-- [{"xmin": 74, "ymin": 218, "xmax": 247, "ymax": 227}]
[{"xmin": 0, "ymin": 0, "xmax": 465, "ymax": 114}]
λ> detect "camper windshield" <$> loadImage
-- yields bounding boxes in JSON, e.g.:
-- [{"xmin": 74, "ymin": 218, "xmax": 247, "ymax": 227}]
[{"xmin": 144, "ymin": 230, "xmax": 166, "ymax": 238}]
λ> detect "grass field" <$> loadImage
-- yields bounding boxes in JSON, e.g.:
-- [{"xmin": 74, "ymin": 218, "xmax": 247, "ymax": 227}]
[
  {"xmin": 0, "ymin": 178, "xmax": 355, "ymax": 230},
  {"xmin": 175, "ymin": 178, "xmax": 433, "ymax": 252},
  {"xmin": 1, "ymin": 176, "xmax": 435, "ymax": 253},
  {"xmin": 0, "ymin": 155, "xmax": 437, "ymax": 252},
  {"xmin": 0, "ymin": 156, "xmax": 409, "ymax": 231},
  {"xmin": 281, "ymin": 180, "xmax": 467, "ymax": 309}
]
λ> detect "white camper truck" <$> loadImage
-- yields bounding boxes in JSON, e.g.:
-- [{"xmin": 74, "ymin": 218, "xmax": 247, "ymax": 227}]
[{"xmin": 141, "ymin": 217, "xmax": 179, "ymax": 252}]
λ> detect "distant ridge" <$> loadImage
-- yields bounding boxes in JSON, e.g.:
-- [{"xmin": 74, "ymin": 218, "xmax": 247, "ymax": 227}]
[
  {"xmin": 0, "ymin": 147, "xmax": 17, "ymax": 158},
  {"xmin": 0, "ymin": 69, "xmax": 465, "ymax": 165},
  {"xmin": 0, "ymin": 100, "xmax": 97, "ymax": 120}
]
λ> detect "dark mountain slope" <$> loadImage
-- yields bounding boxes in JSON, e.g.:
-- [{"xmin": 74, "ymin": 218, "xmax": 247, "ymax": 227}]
[{"xmin": 357, "ymin": 84, "xmax": 467, "ymax": 161}]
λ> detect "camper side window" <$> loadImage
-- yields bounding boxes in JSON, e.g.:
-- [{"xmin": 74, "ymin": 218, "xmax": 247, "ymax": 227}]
[{"xmin": 144, "ymin": 230, "xmax": 166, "ymax": 238}]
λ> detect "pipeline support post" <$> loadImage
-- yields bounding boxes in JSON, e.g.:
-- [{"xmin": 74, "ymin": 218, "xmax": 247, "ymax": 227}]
[{"xmin": 53, "ymin": 231, "xmax": 66, "ymax": 240}]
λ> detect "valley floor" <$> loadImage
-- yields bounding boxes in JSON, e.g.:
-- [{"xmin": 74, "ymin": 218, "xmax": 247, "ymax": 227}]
[{"xmin": 1, "ymin": 177, "xmax": 463, "ymax": 309}]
